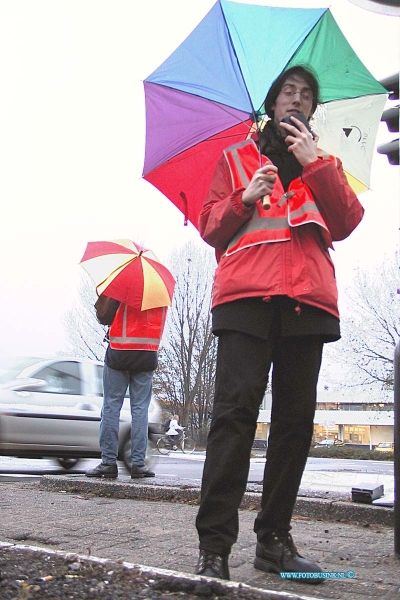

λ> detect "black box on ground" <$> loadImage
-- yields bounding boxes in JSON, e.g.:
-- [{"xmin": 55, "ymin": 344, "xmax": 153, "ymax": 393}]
[{"xmin": 351, "ymin": 482, "xmax": 384, "ymax": 504}]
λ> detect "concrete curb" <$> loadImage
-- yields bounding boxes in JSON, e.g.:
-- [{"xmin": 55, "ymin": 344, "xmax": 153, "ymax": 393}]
[
  {"xmin": 0, "ymin": 541, "xmax": 323, "ymax": 600},
  {"xmin": 39, "ymin": 475, "xmax": 395, "ymax": 527}
]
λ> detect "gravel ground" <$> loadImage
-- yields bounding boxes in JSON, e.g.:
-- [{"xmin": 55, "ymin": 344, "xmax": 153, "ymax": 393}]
[{"xmin": 0, "ymin": 546, "xmax": 276, "ymax": 600}]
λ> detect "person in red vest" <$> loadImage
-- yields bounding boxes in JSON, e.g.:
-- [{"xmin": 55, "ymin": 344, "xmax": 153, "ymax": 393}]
[
  {"xmin": 195, "ymin": 66, "xmax": 364, "ymax": 583},
  {"xmin": 86, "ymin": 301, "xmax": 167, "ymax": 480}
]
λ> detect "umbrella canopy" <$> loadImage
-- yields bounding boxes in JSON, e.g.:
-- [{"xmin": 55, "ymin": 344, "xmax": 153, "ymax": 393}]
[
  {"xmin": 80, "ymin": 239, "xmax": 176, "ymax": 311},
  {"xmin": 142, "ymin": 0, "xmax": 387, "ymax": 229}
]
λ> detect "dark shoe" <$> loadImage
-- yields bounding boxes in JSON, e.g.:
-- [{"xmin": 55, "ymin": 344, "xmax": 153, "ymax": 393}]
[
  {"xmin": 196, "ymin": 551, "xmax": 230, "ymax": 580},
  {"xmin": 254, "ymin": 530, "xmax": 324, "ymax": 584},
  {"xmin": 85, "ymin": 463, "xmax": 118, "ymax": 479},
  {"xmin": 131, "ymin": 465, "xmax": 155, "ymax": 478}
]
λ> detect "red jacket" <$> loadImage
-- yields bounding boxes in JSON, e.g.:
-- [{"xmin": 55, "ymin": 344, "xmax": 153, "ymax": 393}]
[
  {"xmin": 199, "ymin": 147, "xmax": 364, "ymax": 319},
  {"xmin": 224, "ymin": 141, "xmax": 333, "ymax": 254},
  {"xmin": 109, "ymin": 304, "xmax": 167, "ymax": 351}
]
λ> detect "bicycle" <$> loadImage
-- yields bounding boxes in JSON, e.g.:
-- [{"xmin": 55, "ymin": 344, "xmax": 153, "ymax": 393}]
[{"xmin": 156, "ymin": 428, "xmax": 196, "ymax": 455}]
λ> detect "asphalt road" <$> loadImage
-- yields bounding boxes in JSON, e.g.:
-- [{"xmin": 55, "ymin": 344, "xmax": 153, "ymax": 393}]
[{"xmin": 0, "ymin": 453, "xmax": 393, "ymax": 481}]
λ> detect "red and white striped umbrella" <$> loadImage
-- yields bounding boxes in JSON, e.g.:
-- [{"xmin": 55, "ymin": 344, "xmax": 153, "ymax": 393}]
[{"xmin": 80, "ymin": 239, "xmax": 175, "ymax": 311}]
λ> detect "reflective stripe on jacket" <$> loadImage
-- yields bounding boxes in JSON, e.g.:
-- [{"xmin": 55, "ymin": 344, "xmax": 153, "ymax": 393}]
[
  {"xmin": 198, "ymin": 141, "xmax": 364, "ymax": 319},
  {"xmin": 224, "ymin": 140, "xmax": 332, "ymax": 256},
  {"xmin": 109, "ymin": 304, "xmax": 167, "ymax": 351}
]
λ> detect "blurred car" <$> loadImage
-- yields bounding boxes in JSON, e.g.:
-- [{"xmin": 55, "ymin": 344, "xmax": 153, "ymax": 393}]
[
  {"xmin": 314, "ymin": 439, "xmax": 334, "ymax": 448},
  {"xmin": 252, "ymin": 439, "xmax": 267, "ymax": 450},
  {"xmin": 374, "ymin": 442, "xmax": 394, "ymax": 452},
  {"xmin": 314, "ymin": 438, "xmax": 345, "ymax": 448},
  {"xmin": 0, "ymin": 356, "xmax": 161, "ymax": 471}
]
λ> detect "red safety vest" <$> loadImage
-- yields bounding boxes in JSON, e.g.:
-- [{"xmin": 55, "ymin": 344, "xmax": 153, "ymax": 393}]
[
  {"xmin": 109, "ymin": 304, "xmax": 167, "ymax": 351},
  {"xmin": 224, "ymin": 140, "xmax": 333, "ymax": 256}
]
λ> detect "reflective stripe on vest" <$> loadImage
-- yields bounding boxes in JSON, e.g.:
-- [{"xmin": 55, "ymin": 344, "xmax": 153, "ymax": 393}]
[
  {"xmin": 109, "ymin": 304, "xmax": 166, "ymax": 351},
  {"xmin": 224, "ymin": 140, "xmax": 332, "ymax": 256}
]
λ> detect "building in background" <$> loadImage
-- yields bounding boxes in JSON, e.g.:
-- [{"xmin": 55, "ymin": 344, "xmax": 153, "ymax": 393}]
[{"xmin": 257, "ymin": 388, "xmax": 394, "ymax": 449}]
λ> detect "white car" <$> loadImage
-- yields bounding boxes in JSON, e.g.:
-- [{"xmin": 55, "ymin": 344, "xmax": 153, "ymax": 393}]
[
  {"xmin": 314, "ymin": 439, "xmax": 335, "ymax": 447},
  {"xmin": 0, "ymin": 356, "xmax": 161, "ymax": 470}
]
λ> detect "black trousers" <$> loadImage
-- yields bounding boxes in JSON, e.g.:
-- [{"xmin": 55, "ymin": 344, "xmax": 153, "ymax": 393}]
[{"xmin": 195, "ymin": 329, "xmax": 324, "ymax": 556}]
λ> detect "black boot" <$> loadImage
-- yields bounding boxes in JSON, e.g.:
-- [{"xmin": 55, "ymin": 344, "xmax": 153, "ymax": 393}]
[
  {"xmin": 254, "ymin": 530, "xmax": 324, "ymax": 584},
  {"xmin": 196, "ymin": 551, "xmax": 230, "ymax": 580},
  {"xmin": 131, "ymin": 465, "xmax": 155, "ymax": 478},
  {"xmin": 85, "ymin": 463, "xmax": 118, "ymax": 479}
]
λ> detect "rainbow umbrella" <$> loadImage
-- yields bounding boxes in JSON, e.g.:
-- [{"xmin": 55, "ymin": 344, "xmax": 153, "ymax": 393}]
[
  {"xmin": 80, "ymin": 239, "xmax": 176, "ymax": 311},
  {"xmin": 142, "ymin": 0, "xmax": 387, "ymax": 229}
]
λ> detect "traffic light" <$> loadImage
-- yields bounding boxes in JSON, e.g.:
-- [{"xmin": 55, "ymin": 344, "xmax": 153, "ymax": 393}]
[{"xmin": 377, "ymin": 73, "xmax": 399, "ymax": 166}]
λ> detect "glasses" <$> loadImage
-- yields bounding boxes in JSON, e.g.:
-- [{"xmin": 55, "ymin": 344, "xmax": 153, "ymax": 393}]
[{"xmin": 280, "ymin": 85, "xmax": 313, "ymax": 102}]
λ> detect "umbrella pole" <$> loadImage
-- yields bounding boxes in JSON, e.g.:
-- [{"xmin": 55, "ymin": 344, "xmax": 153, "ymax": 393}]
[{"xmin": 255, "ymin": 116, "xmax": 271, "ymax": 211}]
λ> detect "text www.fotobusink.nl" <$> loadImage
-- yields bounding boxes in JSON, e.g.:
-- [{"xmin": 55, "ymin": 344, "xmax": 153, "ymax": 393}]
[{"xmin": 280, "ymin": 571, "xmax": 355, "ymax": 580}]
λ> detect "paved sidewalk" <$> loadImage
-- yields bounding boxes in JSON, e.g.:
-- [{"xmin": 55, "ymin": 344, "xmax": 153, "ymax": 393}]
[{"xmin": 0, "ymin": 472, "xmax": 399, "ymax": 600}]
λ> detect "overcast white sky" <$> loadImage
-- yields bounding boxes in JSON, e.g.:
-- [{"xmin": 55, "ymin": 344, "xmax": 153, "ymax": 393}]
[{"xmin": 0, "ymin": 0, "xmax": 399, "ymax": 360}]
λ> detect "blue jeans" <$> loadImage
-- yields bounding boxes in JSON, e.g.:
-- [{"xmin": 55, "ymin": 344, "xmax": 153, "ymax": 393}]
[{"xmin": 99, "ymin": 364, "xmax": 154, "ymax": 466}]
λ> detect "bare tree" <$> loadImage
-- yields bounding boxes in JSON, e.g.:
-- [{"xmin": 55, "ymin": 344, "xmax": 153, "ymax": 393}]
[
  {"xmin": 153, "ymin": 241, "xmax": 217, "ymax": 438},
  {"xmin": 322, "ymin": 251, "xmax": 399, "ymax": 390},
  {"xmin": 62, "ymin": 274, "xmax": 108, "ymax": 361}
]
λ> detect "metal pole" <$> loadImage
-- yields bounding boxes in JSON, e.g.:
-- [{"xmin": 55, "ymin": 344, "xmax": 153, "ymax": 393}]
[{"xmin": 394, "ymin": 339, "xmax": 400, "ymax": 556}]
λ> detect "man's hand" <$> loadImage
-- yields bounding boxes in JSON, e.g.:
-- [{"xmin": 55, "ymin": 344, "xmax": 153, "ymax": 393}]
[
  {"xmin": 280, "ymin": 115, "xmax": 318, "ymax": 166},
  {"xmin": 242, "ymin": 164, "xmax": 278, "ymax": 207}
]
